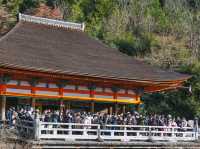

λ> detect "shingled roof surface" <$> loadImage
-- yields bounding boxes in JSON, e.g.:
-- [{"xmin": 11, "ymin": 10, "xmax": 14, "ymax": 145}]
[{"xmin": 0, "ymin": 21, "xmax": 189, "ymax": 82}]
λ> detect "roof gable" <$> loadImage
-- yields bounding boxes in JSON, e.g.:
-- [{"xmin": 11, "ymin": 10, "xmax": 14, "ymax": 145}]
[{"xmin": 19, "ymin": 13, "xmax": 85, "ymax": 31}]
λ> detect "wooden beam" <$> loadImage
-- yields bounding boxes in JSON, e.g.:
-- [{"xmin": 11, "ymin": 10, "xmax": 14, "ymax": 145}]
[
  {"xmin": 3, "ymin": 92, "xmax": 140, "ymax": 104},
  {"xmin": 5, "ymin": 84, "xmax": 136, "ymax": 98}
]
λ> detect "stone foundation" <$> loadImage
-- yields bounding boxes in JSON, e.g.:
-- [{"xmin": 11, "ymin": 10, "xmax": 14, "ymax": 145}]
[{"xmin": 1, "ymin": 138, "xmax": 200, "ymax": 149}]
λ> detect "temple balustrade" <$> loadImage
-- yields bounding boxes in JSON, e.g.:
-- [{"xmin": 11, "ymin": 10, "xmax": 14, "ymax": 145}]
[{"xmin": 16, "ymin": 119, "xmax": 198, "ymax": 142}]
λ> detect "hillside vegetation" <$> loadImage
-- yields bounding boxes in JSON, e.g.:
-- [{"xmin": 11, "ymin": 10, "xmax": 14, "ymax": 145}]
[{"xmin": 1, "ymin": 0, "xmax": 200, "ymax": 118}]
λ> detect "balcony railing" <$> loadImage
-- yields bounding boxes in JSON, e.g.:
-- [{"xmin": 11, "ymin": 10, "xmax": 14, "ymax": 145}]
[{"xmin": 16, "ymin": 118, "xmax": 198, "ymax": 142}]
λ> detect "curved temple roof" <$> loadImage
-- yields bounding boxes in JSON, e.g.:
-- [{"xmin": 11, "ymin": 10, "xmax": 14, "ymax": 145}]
[{"xmin": 0, "ymin": 14, "xmax": 190, "ymax": 85}]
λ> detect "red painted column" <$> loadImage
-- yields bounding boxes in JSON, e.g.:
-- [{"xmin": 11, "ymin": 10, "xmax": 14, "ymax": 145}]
[
  {"xmin": 0, "ymin": 84, "xmax": 6, "ymax": 95},
  {"xmin": 59, "ymin": 88, "xmax": 64, "ymax": 97}
]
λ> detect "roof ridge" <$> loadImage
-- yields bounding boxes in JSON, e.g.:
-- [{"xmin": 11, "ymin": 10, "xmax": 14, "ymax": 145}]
[{"xmin": 19, "ymin": 13, "xmax": 85, "ymax": 31}]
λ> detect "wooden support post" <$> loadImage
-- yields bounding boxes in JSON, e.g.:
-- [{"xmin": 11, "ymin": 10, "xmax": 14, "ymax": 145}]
[
  {"xmin": 67, "ymin": 101, "xmax": 71, "ymax": 111},
  {"xmin": 115, "ymin": 103, "xmax": 118, "ymax": 115},
  {"xmin": 135, "ymin": 95, "xmax": 140, "ymax": 111},
  {"xmin": 31, "ymin": 98, "xmax": 36, "ymax": 110},
  {"xmin": 91, "ymin": 101, "xmax": 95, "ymax": 114},
  {"xmin": 60, "ymin": 99, "xmax": 64, "ymax": 112},
  {"xmin": 123, "ymin": 104, "xmax": 126, "ymax": 114},
  {"xmin": 89, "ymin": 86, "xmax": 95, "ymax": 114},
  {"xmin": 113, "ymin": 90, "xmax": 118, "ymax": 115},
  {"xmin": 109, "ymin": 106, "xmax": 113, "ymax": 115},
  {"xmin": 1, "ymin": 95, "xmax": 6, "ymax": 121},
  {"xmin": 31, "ymin": 87, "xmax": 36, "ymax": 110},
  {"xmin": 59, "ymin": 87, "xmax": 64, "ymax": 112}
]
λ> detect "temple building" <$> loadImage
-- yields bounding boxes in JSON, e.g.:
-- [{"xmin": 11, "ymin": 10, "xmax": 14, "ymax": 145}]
[{"xmin": 0, "ymin": 13, "xmax": 190, "ymax": 120}]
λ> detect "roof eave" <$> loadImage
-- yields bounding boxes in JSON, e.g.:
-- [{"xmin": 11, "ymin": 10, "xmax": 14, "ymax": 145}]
[{"xmin": 0, "ymin": 64, "xmax": 190, "ymax": 86}]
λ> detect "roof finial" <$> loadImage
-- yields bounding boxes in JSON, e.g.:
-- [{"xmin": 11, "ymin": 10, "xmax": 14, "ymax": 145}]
[{"xmin": 18, "ymin": 13, "xmax": 85, "ymax": 31}]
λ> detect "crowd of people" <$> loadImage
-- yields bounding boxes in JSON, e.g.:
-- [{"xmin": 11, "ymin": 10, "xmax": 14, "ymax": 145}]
[{"xmin": 5, "ymin": 106, "xmax": 194, "ymax": 129}]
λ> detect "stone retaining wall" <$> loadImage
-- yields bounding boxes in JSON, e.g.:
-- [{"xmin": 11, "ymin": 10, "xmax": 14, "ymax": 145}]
[
  {"xmin": 0, "ymin": 138, "xmax": 31, "ymax": 149},
  {"xmin": 1, "ymin": 138, "xmax": 200, "ymax": 149},
  {"xmin": 30, "ymin": 140, "xmax": 200, "ymax": 149}
]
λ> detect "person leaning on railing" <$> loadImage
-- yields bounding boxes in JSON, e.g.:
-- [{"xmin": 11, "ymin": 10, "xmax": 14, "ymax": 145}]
[{"xmin": 7, "ymin": 105, "xmax": 195, "ymax": 132}]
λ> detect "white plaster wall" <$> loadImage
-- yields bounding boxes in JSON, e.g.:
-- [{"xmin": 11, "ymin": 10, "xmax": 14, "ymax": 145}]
[
  {"xmin": 6, "ymin": 88, "xmax": 31, "ymax": 94},
  {"xmin": 7, "ymin": 80, "xmax": 18, "ymax": 85},
  {"xmin": 63, "ymin": 93, "xmax": 89, "ymax": 97},
  {"xmin": 95, "ymin": 95, "xmax": 113, "ymax": 99},
  {"xmin": 64, "ymin": 85, "xmax": 75, "ymax": 90},
  {"xmin": 36, "ymin": 83, "xmax": 46, "ymax": 88},
  {"xmin": 35, "ymin": 90, "xmax": 58, "ymax": 96},
  {"xmin": 21, "ymin": 81, "xmax": 30, "ymax": 86},
  {"xmin": 49, "ymin": 83, "xmax": 58, "ymax": 88}
]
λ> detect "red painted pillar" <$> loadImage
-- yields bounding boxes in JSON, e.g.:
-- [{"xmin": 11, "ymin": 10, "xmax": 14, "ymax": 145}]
[
  {"xmin": 0, "ymin": 84, "xmax": 6, "ymax": 94},
  {"xmin": 59, "ymin": 88, "xmax": 64, "ymax": 97}
]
